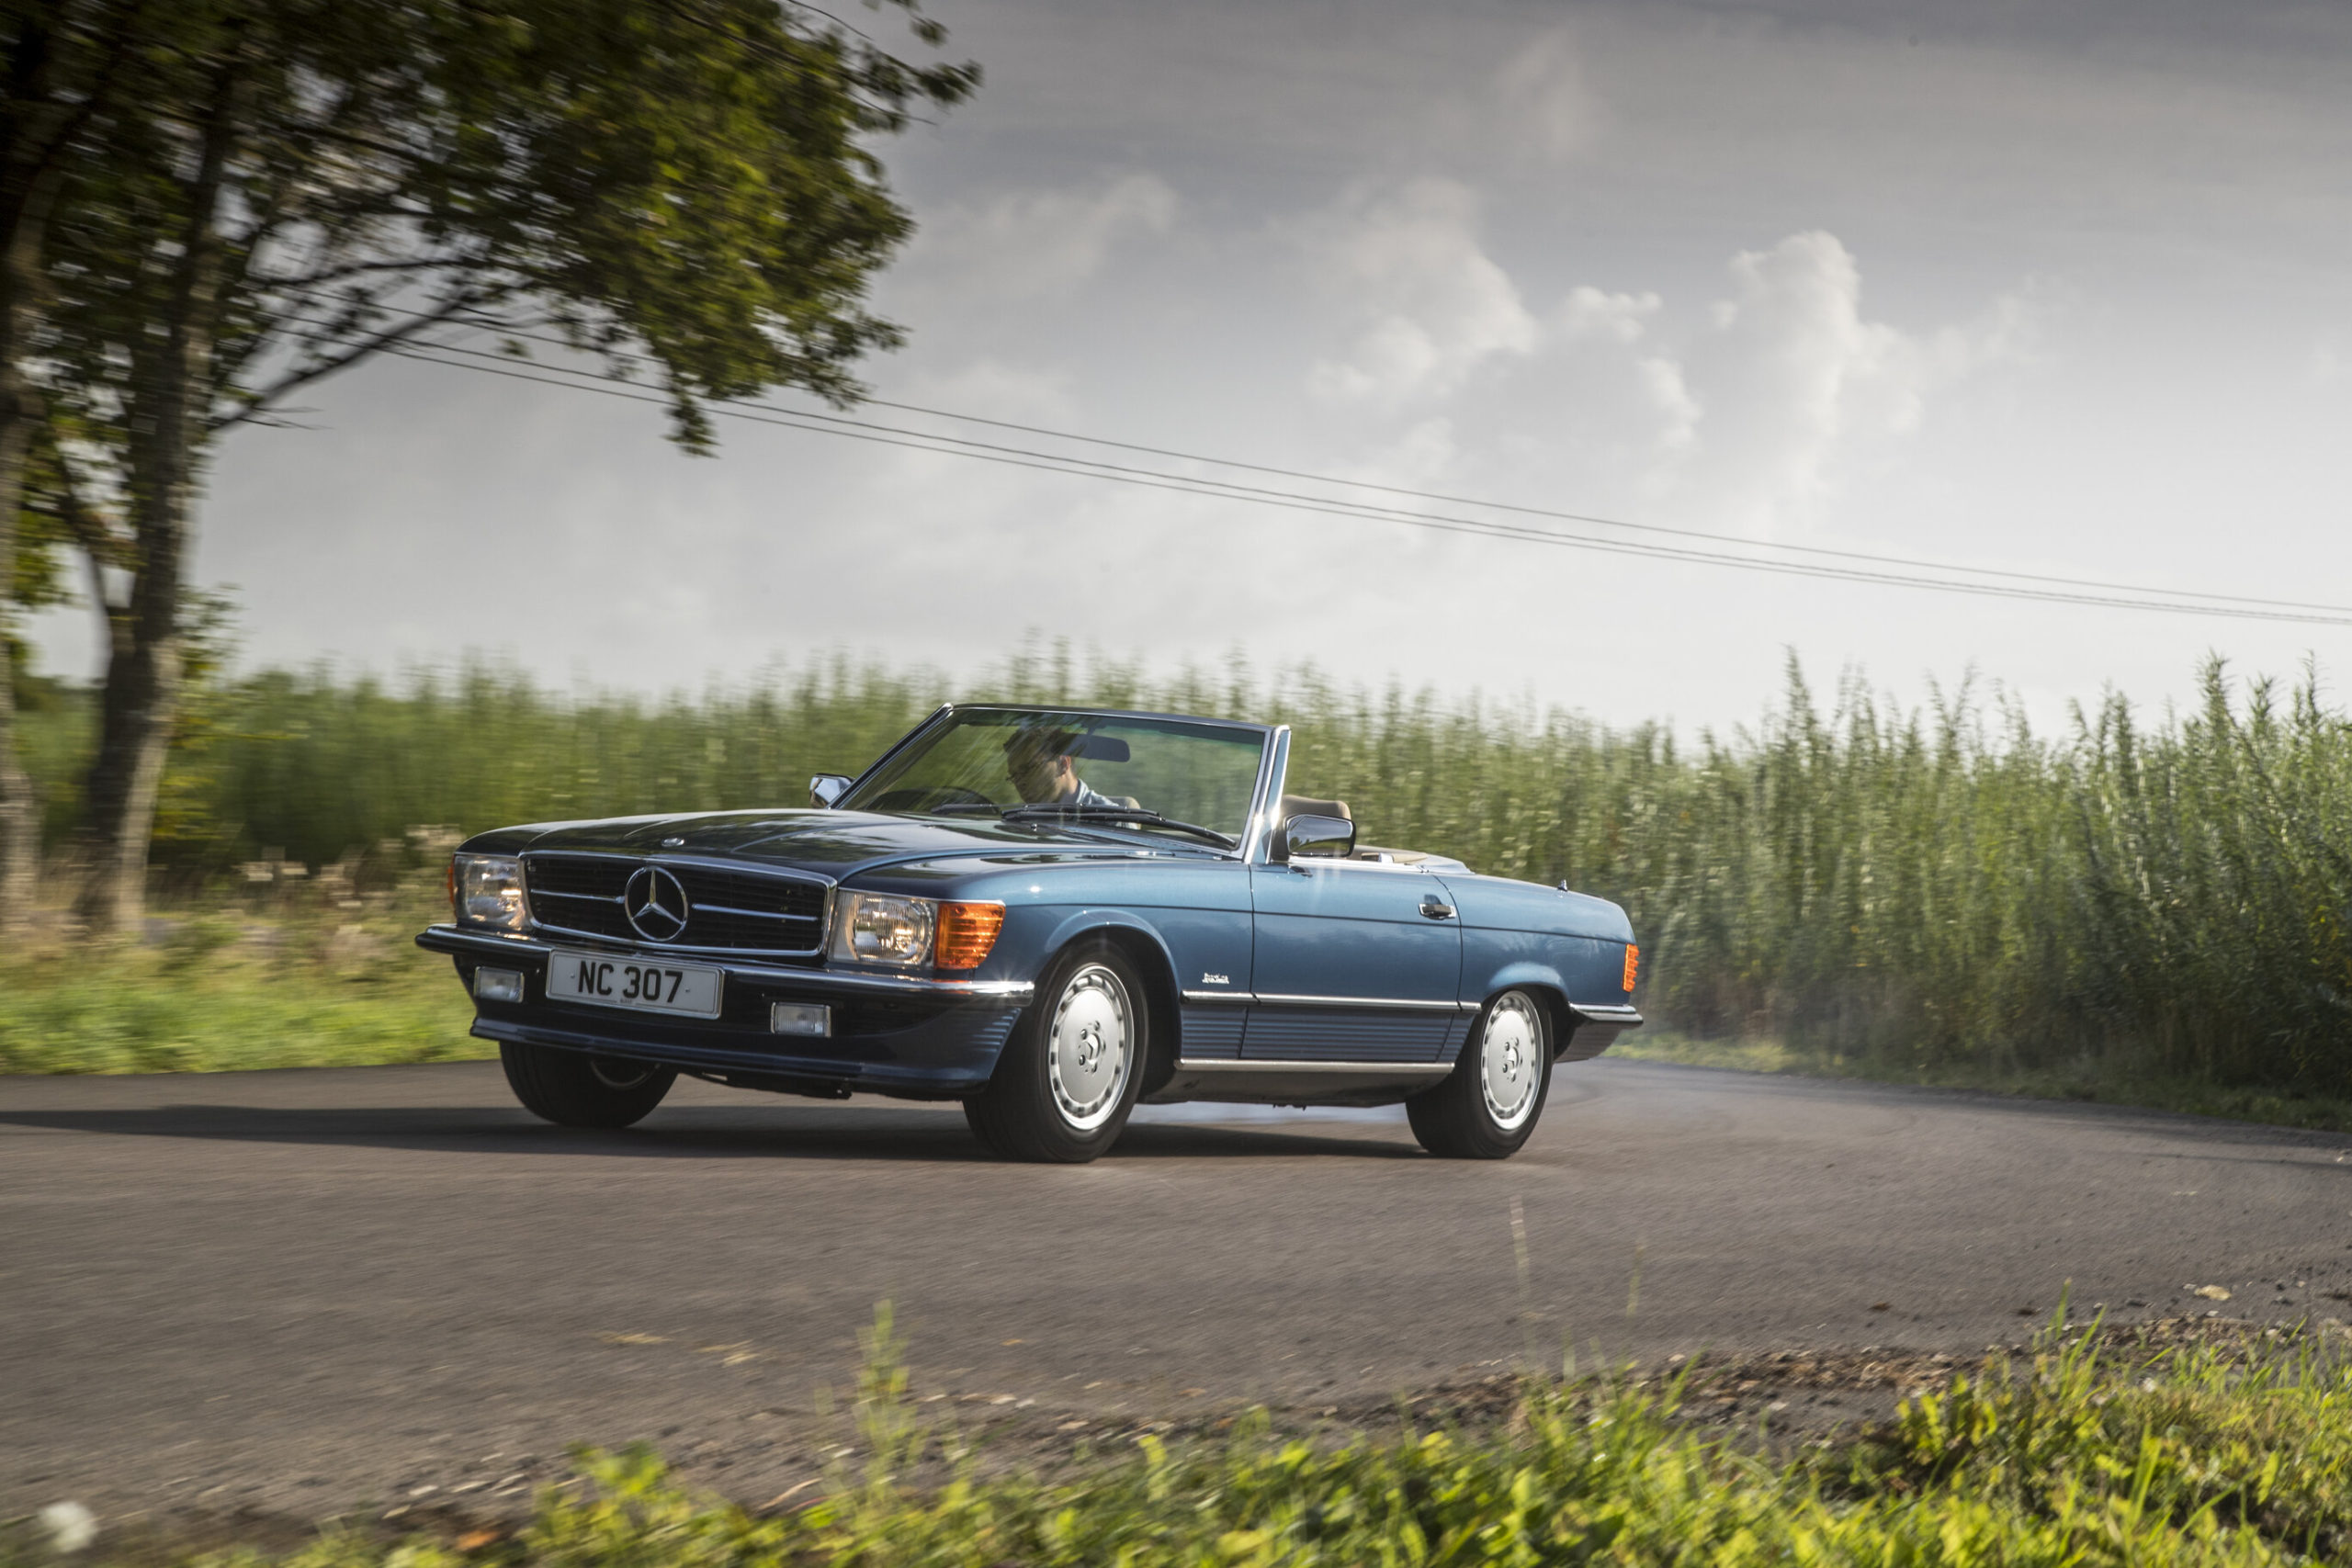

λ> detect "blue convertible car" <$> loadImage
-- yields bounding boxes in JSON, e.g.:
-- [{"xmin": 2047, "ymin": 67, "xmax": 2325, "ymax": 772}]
[{"xmin": 416, "ymin": 704, "xmax": 1641, "ymax": 1161}]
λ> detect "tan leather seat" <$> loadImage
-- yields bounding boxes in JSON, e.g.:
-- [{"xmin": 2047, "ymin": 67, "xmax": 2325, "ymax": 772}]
[{"xmin": 1278, "ymin": 795, "xmax": 1351, "ymax": 823}]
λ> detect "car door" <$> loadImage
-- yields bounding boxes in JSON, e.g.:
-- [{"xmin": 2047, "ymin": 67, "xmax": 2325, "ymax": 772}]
[{"xmin": 1244, "ymin": 860, "xmax": 1465, "ymax": 1062}]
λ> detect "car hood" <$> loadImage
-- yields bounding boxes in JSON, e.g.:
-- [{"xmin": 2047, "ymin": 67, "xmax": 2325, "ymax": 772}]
[{"xmin": 488, "ymin": 808, "xmax": 1159, "ymax": 880}]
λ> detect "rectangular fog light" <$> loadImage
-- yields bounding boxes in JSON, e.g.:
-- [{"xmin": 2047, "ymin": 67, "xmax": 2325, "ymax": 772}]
[
  {"xmin": 473, "ymin": 966, "xmax": 525, "ymax": 1003},
  {"xmin": 770, "ymin": 1002, "xmax": 831, "ymax": 1037}
]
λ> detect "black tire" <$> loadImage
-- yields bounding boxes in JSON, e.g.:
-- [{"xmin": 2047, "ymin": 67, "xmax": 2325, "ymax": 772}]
[
  {"xmin": 964, "ymin": 941, "xmax": 1148, "ymax": 1163},
  {"xmin": 501, "ymin": 1042, "xmax": 676, "ymax": 1129},
  {"xmin": 1406, "ymin": 989, "xmax": 1552, "ymax": 1159}
]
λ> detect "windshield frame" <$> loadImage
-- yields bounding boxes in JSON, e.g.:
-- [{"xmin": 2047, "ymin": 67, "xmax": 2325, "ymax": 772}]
[{"xmin": 836, "ymin": 704, "xmax": 1284, "ymax": 860}]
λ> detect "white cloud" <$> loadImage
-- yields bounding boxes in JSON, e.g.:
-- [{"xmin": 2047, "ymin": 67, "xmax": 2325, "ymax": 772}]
[
  {"xmin": 899, "ymin": 359, "xmax": 1078, "ymax": 424},
  {"xmin": 1663, "ymin": 231, "xmax": 2029, "ymax": 531},
  {"xmin": 1555, "ymin": 285, "xmax": 1660, "ymax": 344},
  {"xmin": 917, "ymin": 173, "xmax": 1179, "ymax": 299},
  {"xmin": 2311, "ymin": 338, "xmax": 2351, "ymax": 386},
  {"xmin": 1303, "ymin": 179, "xmax": 1538, "ymax": 408},
  {"xmin": 1495, "ymin": 28, "xmax": 1600, "ymax": 161}
]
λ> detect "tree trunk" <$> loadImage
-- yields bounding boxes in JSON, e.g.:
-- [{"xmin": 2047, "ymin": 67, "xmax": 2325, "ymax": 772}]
[
  {"xmin": 0, "ymin": 7, "xmax": 79, "ymax": 938},
  {"xmin": 74, "ymin": 49, "xmax": 241, "ymax": 932},
  {"xmin": 0, "ymin": 394, "xmax": 40, "ymax": 937}
]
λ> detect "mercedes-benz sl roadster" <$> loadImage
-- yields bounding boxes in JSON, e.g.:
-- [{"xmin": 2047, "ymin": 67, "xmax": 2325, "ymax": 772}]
[{"xmin": 416, "ymin": 704, "xmax": 1642, "ymax": 1161}]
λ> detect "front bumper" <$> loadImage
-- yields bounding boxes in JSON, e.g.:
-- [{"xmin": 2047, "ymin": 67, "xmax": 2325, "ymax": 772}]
[{"xmin": 415, "ymin": 925, "xmax": 1032, "ymax": 1098}]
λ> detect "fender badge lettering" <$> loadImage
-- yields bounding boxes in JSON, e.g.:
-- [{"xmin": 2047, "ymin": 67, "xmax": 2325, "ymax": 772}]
[{"xmin": 1201, "ymin": 973, "xmax": 1229, "ymax": 985}]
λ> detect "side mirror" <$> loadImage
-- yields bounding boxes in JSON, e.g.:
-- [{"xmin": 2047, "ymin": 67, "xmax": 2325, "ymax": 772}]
[
  {"xmin": 808, "ymin": 773, "xmax": 853, "ymax": 808},
  {"xmin": 1282, "ymin": 813, "xmax": 1355, "ymax": 861}
]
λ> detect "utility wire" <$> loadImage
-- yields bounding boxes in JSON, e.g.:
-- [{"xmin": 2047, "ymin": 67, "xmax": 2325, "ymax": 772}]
[
  {"xmin": 383, "ymin": 312, "xmax": 2352, "ymax": 619},
  {"xmin": 370, "ymin": 336, "xmax": 2352, "ymax": 628}
]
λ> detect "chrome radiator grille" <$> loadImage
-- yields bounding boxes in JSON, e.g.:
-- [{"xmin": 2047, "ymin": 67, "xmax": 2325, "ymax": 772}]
[{"xmin": 523, "ymin": 853, "xmax": 829, "ymax": 955}]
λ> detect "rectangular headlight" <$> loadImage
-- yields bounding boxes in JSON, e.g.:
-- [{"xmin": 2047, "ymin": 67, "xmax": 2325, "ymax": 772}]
[
  {"xmin": 771, "ymin": 1002, "xmax": 831, "ymax": 1037},
  {"xmin": 473, "ymin": 966, "xmax": 525, "ymax": 1003},
  {"xmin": 452, "ymin": 853, "xmax": 527, "ymax": 931},
  {"xmin": 829, "ymin": 891, "xmax": 935, "ymax": 967}
]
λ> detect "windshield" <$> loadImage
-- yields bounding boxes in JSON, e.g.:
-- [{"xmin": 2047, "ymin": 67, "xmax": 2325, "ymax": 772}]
[{"xmin": 839, "ymin": 708, "xmax": 1268, "ymax": 845}]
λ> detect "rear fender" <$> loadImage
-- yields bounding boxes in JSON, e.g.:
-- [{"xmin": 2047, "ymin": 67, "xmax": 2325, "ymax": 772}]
[{"xmin": 1470, "ymin": 963, "xmax": 1577, "ymax": 1060}]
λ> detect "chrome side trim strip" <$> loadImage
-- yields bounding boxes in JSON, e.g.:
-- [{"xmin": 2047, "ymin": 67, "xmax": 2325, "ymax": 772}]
[
  {"xmin": 414, "ymin": 926, "xmax": 1032, "ymax": 1000},
  {"xmin": 1569, "ymin": 1003, "xmax": 1645, "ymax": 1026},
  {"xmin": 1172, "ymin": 1058, "xmax": 1453, "ymax": 1076},
  {"xmin": 1178, "ymin": 989, "xmax": 1478, "ymax": 1010},
  {"xmin": 1250, "ymin": 992, "xmax": 1475, "ymax": 1012}
]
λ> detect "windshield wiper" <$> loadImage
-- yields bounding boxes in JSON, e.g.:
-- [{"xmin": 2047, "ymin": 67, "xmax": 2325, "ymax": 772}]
[{"xmin": 999, "ymin": 804, "xmax": 1238, "ymax": 850}]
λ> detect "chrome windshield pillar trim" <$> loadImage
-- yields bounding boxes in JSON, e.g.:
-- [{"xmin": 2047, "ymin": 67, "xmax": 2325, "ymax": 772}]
[
  {"xmin": 1172, "ymin": 1058, "xmax": 1453, "ymax": 1076},
  {"xmin": 413, "ymin": 926, "xmax": 1033, "ymax": 1001},
  {"xmin": 835, "ymin": 702, "xmax": 956, "ymax": 807},
  {"xmin": 1241, "ymin": 725, "xmax": 1291, "ymax": 866}
]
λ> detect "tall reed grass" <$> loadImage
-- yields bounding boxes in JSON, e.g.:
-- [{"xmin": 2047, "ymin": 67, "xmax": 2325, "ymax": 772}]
[{"xmin": 19, "ymin": 647, "xmax": 2352, "ymax": 1098}]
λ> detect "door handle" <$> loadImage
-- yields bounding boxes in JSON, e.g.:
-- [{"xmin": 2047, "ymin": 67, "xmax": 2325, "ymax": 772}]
[{"xmin": 1419, "ymin": 896, "xmax": 1456, "ymax": 920}]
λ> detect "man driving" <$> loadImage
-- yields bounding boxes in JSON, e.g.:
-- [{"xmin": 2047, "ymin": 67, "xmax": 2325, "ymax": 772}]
[{"xmin": 1004, "ymin": 728, "xmax": 1117, "ymax": 807}]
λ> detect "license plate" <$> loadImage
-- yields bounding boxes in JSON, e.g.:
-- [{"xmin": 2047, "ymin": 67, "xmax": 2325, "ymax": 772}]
[{"xmin": 545, "ymin": 950, "xmax": 723, "ymax": 1019}]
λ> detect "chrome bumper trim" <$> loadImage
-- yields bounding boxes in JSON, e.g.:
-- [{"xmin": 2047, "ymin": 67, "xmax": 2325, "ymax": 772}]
[
  {"xmin": 415, "ymin": 926, "xmax": 1035, "ymax": 1001},
  {"xmin": 1568, "ymin": 1003, "xmax": 1644, "ymax": 1027}
]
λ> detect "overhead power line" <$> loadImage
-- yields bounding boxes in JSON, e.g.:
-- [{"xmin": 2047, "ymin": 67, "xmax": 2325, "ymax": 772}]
[
  {"xmin": 379, "ymin": 313, "xmax": 2352, "ymax": 619},
  {"xmin": 361, "ymin": 332, "xmax": 2352, "ymax": 629}
]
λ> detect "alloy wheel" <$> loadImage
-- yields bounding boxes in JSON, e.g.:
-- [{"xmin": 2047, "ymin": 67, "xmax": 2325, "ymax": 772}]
[
  {"xmin": 1046, "ymin": 963, "xmax": 1134, "ymax": 1131},
  {"xmin": 1477, "ymin": 992, "xmax": 1544, "ymax": 1131}
]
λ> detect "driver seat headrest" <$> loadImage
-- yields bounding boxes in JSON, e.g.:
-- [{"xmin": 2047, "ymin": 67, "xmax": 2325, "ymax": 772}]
[{"xmin": 1279, "ymin": 795, "xmax": 1351, "ymax": 823}]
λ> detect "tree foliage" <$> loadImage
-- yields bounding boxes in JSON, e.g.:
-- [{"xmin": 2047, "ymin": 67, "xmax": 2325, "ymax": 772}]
[{"xmin": 8, "ymin": 0, "xmax": 976, "ymax": 927}]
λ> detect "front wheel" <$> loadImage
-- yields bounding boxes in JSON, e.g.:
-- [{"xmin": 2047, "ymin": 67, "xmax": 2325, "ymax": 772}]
[
  {"xmin": 964, "ymin": 942, "xmax": 1148, "ymax": 1163},
  {"xmin": 1406, "ymin": 989, "xmax": 1552, "ymax": 1159},
  {"xmin": 501, "ymin": 1042, "xmax": 676, "ymax": 1128}
]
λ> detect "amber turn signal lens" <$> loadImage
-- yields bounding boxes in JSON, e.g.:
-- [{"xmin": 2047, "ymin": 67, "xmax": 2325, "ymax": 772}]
[
  {"xmin": 935, "ymin": 901, "xmax": 1007, "ymax": 970},
  {"xmin": 1622, "ymin": 943, "xmax": 1640, "ymax": 992}
]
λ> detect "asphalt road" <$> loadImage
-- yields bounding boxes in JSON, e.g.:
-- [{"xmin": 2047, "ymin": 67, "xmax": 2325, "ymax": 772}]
[{"xmin": 7, "ymin": 1056, "xmax": 2352, "ymax": 1529}]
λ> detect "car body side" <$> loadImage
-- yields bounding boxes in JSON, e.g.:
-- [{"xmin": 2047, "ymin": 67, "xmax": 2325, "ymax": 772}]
[{"xmin": 417, "ymin": 712, "xmax": 1640, "ymax": 1107}]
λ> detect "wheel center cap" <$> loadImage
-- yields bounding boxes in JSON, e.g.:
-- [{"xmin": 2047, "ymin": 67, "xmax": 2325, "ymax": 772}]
[{"xmin": 1077, "ymin": 1025, "xmax": 1104, "ymax": 1070}]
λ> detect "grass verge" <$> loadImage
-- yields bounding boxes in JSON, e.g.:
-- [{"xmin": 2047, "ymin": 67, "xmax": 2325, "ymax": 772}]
[
  {"xmin": 19, "ymin": 1312, "xmax": 2352, "ymax": 1567},
  {"xmin": 0, "ymin": 894, "xmax": 484, "ymax": 1076},
  {"xmin": 1616, "ymin": 1032, "xmax": 2352, "ymax": 1137}
]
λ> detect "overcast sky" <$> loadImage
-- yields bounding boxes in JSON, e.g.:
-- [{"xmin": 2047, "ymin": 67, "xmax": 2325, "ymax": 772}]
[{"xmin": 28, "ymin": 0, "xmax": 2352, "ymax": 735}]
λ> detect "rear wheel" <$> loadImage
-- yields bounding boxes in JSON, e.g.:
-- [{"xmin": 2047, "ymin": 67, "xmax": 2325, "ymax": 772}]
[
  {"xmin": 1406, "ymin": 989, "xmax": 1551, "ymax": 1159},
  {"xmin": 501, "ymin": 1042, "xmax": 676, "ymax": 1128},
  {"xmin": 964, "ymin": 942, "xmax": 1147, "ymax": 1163}
]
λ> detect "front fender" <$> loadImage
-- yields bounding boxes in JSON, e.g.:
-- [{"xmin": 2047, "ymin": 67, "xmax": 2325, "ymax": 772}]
[
  {"xmin": 1031, "ymin": 908, "xmax": 1185, "ymax": 1095},
  {"xmin": 1037, "ymin": 908, "xmax": 1179, "ymax": 979}
]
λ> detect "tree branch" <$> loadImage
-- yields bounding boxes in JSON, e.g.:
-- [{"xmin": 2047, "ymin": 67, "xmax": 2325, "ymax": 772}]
[
  {"xmin": 45, "ymin": 438, "xmax": 130, "ymax": 658},
  {"xmin": 209, "ymin": 291, "xmax": 497, "ymax": 431}
]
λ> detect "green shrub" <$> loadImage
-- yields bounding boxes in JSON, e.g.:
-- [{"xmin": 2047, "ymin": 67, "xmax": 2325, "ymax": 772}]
[
  {"xmin": 18, "ymin": 646, "xmax": 2352, "ymax": 1098},
  {"xmin": 95, "ymin": 1318, "xmax": 2352, "ymax": 1568}
]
